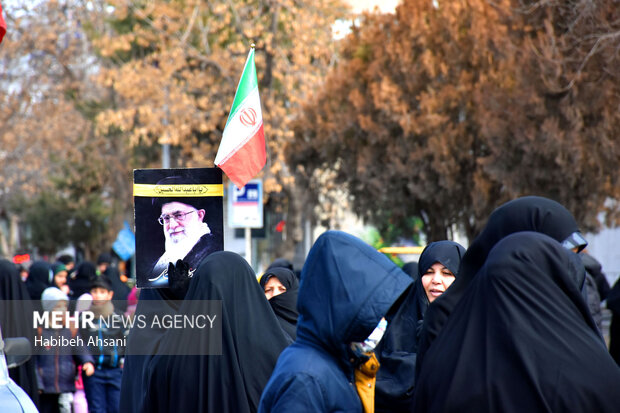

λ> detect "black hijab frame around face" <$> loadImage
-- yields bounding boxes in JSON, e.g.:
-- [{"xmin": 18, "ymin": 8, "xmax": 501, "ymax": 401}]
[
  {"xmin": 259, "ymin": 267, "xmax": 299, "ymax": 291},
  {"xmin": 142, "ymin": 251, "xmax": 290, "ymax": 413},
  {"xmin": 413, "ymin": 232, "xmax": 620, "ymax": 413},
  {"xmin": 417, "ymin": 241, "xmax": 466, "ymax": 280},
  {"xmin": 416, "ymin": 196, "xmax": 583, "ymax": 377},
  {"xmin": 260, "ymin": 267, "xmax": 300, "ymax": 340}
]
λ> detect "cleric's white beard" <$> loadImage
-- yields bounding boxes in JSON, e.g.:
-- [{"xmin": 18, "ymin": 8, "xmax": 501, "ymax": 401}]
[{"xmin": 163, "ymin": 222, "xmax": 210, "ymax": 262}]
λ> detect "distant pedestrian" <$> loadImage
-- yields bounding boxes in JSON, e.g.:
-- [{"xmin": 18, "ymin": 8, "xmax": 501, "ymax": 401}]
[
  {"xmin": 26, "ymin": 260, "xmax": 53, "ymax": 301},
  {"xmin": 56, "ymin": 254, "xmax": 76, "ymax": 278},
  {"xmin": 36, "ymin": 287, "xmax": 95, "ymax": 413},
  {"xmin": 80, "ymin": 277, "xmax": 126, "ymax": 413},
  {"xmin": 0, "ymin": 259, "xmax": 40, "ymax": 406},
  {"xmin": 68, "ymin": 261, "xmax": 97, "ymax": 302},
  {"xmin": 97, "ymin": 253, "xmax": 130, "ymax": 313},
  {"xmin": 52, "ymin": 262, "xmax": 70, "ymax": 296}
]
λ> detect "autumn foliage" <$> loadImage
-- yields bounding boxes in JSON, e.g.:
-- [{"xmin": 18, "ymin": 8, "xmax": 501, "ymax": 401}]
[
  {"xmin": 1, "ymin": 0, "xmax": 619, "ymax": 256},
  {"xmin": 289, "ymin": 0, "xmax": 620, "ymax": 241}
]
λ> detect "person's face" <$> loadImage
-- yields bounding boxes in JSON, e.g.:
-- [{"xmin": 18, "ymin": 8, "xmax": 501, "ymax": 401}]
[
  {"xmin": 421, "ymin": 262, "xmax": 456, "ymax": 303},
  {"xmin": 90, "ymin": 287, "xmax": 114, "ymax": 304},
  {"xmin": 54, "ymin": 271, "xmax": 68, "ymax": 287},
  {"xmin": 51, "ymin": 300, "xmax": 68, "ymax": 321},
  {"xmin": 160, "ymin": 202, "xmax": 206, "ymax": 244},
  {"xmin": 264, "ymin": 277, "xmax": 287, "ymax": 300}
]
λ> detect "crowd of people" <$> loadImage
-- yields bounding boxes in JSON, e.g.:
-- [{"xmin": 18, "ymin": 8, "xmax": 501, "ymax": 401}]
[
  {"xmin": 1, "ymin": 252, "xmax": 135, "ymax": 413},
  {"xmin": 1, "ymin": 195, "xmax": 620, "ymax": 412}
]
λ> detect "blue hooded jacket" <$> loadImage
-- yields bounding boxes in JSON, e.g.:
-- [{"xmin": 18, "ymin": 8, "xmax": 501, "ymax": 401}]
[{"xmin": 259, "ymin": 231, "xmax": 412, "ymax": 413}]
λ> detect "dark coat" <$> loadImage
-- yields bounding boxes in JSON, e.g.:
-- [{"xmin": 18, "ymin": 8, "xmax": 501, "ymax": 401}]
[
  {"xmin": 79, "ymin": 308, "xmax": 127, "ymax": 369},
  {"xmin": 413, "ymin": 232, "xmax": 620, "ymax": 413},
  {"xmin": 607, "ymin": 278, "xmax": 620, "ymax": 365},
  {"xmin": 258, "ymin": 231, "xmax": 412, "ymax": 413},
  {"xmin": 584, "ymin": 272, "xmax": 603, "ymax": 332},
  {"xmin": 36, "ymin": 328, "xmax": 94, "ymax": 394},
  {"xmin": 580, "ymin": 252, "xmax": 610, "ymax": 300}
]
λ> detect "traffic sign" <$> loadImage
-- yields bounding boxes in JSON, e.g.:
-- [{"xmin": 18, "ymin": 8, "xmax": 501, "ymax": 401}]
[{"xmin": 227, "ymin": 179, "xmax": 263, "ymax": 228}]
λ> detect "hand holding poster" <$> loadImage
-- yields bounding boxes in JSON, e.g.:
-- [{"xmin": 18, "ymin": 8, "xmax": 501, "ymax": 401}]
[{"xmin": 133, "ymin": 168, "xmax": 224, "ymax": 288}]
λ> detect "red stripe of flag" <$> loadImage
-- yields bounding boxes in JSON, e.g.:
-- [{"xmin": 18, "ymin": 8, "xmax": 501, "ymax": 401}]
[
  {"xmin": 0, "ymin": 3, "xmax": 7, "ymax": 44},
  {"xmin": 217, "ymin": 126, "xmax": 266, "ymax": 189}
]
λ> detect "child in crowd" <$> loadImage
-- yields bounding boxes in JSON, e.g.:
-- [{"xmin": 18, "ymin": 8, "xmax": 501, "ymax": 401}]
[
  {"xmin": 36, "ymin": 287, "xmax": 94, "ymax": 413},
  {"xmin": 80, "ymin": 276, "xmax": 127, "ymax": 413}
]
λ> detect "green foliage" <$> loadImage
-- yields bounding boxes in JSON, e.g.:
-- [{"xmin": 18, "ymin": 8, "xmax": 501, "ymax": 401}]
[
  {"xmin": 362, "ymin": 227, "xmax": 405, "ymax": 267},
  {"xmin": 17, "ymin": 192, "xmax": 73, "ymax": 255}
]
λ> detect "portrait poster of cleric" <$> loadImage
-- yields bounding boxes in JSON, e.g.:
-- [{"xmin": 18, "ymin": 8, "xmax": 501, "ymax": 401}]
[{"xmin": 133, "ymin": 168, "xmax": 223, "ymax": 288}]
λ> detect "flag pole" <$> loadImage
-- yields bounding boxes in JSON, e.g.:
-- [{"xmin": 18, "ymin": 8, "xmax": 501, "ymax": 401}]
[
  {"xmin": 245, "ymin": 43, "xmax": 255, "ymax": 268},
  {"xmin": 245, "ymin": 227, "xmax": 252, "ymax": 268}
]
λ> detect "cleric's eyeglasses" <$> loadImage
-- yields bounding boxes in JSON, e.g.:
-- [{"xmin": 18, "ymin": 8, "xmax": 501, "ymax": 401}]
[
  {"xmin": 561, "ymin": 231, "xmax": 588, "ymax": 253},
  {"xmin": 158, "ymin": 210, "xmax": 197, "ymax": 225}
]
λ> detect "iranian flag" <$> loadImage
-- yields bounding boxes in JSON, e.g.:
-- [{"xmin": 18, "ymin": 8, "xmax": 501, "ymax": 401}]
[
  {"xmin": 0, "ymin": 3, "xmax": 6, "ymax": 44},
  {"xmin": 215, "ymin": 46, "xmax": 266, "ymax": 189}
]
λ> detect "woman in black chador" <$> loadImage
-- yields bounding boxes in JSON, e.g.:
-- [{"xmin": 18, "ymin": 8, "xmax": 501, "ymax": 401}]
[
  {"xmin": 142, "ymin": 251, "xmax": 290, "ymax": 413},
  {"xmin": 416, "ymin": 196, "xmax": 588, "ymax": 375},
  {"xmin": 375, "ymin": 241, "xmax": 465, "ymax": 413},
  {"xmin": 413, "ymin": 232, "xmax": 620, "ymax": 413},
  {"xmin": 0, "ymin": 259, "xmax": 39, "ymax": 407},
  {"xmin": 259, "ymin": 267, "xmax": 299, "ymax": 340}
]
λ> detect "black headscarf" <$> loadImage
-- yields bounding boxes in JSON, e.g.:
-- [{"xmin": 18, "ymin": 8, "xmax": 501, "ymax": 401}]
[
  {"xmin": 266, "ymin": 258, "xmax": 294, "ymax": 271},
  {"xmin": 0, "ymin": 259, "xmax": 40, "ymax": 406},
  {"xmin": 142, "ymin": 251, "xmax": 290, "ymax": 413},
  {"xmin": 375, "ymin": 240, "xmax": 465, "ymax": 413},
  {"xmin": 417, "ymin": 196, "xmax": 585, "ymax": 376},
  {"xmin": 401, "ymin": 261, "xmax": 419, "ymax": 281},
  {"xmin": 68, "ymin": 261, "xmax": 96, "ymax": 300},
  {"xmin": 25, "ymin": 260, "xmax": 53, "ymax": 300},
  {"xmin": 413, "ymin": 232, "xmax": 620, "ymax": 412},
  {"xmin": 260, "ymin": 267, "xmax": 299, "ymax": 340},
  {"xmin": 103, "ymin": 266, "xmax": 130, "ymax": 312}
]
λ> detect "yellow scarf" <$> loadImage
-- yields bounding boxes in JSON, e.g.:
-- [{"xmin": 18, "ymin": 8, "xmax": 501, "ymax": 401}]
[{"xmin": 354, "ymin": 352, "xmax": 380, "ymax": 413}]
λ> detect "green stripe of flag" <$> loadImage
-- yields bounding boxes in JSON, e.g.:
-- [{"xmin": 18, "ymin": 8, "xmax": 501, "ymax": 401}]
[{"xmin": 226, "ymin": 48, "xmax": 258, "ymax": 127}]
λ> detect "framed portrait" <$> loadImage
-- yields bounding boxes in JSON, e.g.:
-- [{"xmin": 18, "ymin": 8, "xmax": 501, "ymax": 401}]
[{"xmin": 133, "ymin": 168, "xmax": 224, "ymax": 288}]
